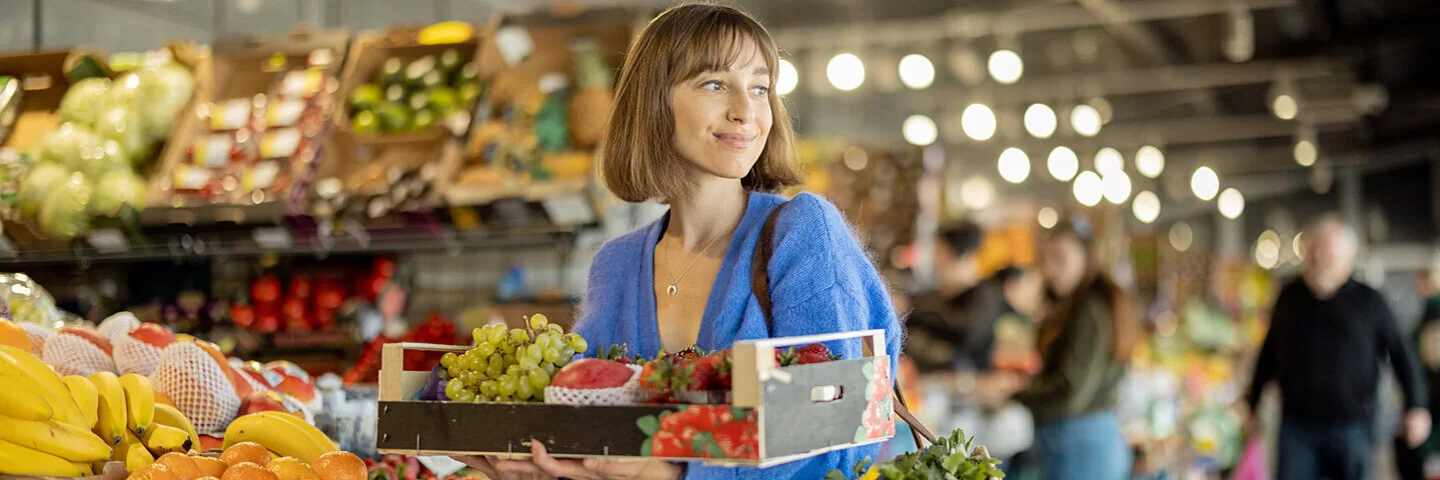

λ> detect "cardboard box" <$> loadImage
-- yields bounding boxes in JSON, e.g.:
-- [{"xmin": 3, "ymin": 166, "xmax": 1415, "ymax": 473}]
[{"xmin": 375, "ymin": 330, "xmax": 895, "ymax": 467}]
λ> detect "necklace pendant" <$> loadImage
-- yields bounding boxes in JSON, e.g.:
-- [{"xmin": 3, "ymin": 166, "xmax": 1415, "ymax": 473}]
[{"xmin": 666, "ymin": 284, "xmax": 678, "ymax": 296}]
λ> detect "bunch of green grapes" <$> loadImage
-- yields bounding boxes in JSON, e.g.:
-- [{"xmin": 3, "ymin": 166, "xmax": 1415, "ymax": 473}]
[{"xmin": 440, "ymin": 313, "xmax": 590, "ymax": 402}]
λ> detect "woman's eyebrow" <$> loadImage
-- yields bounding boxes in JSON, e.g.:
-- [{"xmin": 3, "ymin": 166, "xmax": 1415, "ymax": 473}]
[{"xmin": 752, "ymin": 66, "xmax": 770, "ymax": 77}]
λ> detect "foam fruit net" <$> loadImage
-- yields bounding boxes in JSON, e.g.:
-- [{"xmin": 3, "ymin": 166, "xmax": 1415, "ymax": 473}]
[
  {"xmin": 543, "ymin": 364, "xmax": 643, "ymax": 406},
  {"xmin": 113, "ymin": 335, "xmax": 164, "ymax": 377},
  {"xmin": 96, "ymin": 312, "xmax": 140, "ymax": 344},
  {"xmin": 17, "ymin": 322, "xmax": 53, "ymax": 356},
  {"xmin": 153, "ymin": 342, "xmax": 240, "ymax": 434},
  {"xmin": 43, "ymin": 333, "xmax": 117, "ymax": 376}
]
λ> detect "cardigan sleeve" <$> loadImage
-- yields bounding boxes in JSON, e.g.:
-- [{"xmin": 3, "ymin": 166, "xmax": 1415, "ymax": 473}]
[{"xmin": 693, "ymin": 193, "xmax": 902, "ymax": 480}]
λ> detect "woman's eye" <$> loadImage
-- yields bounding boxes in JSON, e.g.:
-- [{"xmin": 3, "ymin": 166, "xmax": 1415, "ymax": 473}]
[
  {"xmin": 701, "ymin": 80, "xmax": 723, "ymax": 91},
  {"xmin": 751, "ymin": 85, "xmax": 770, "ymax": 96}
]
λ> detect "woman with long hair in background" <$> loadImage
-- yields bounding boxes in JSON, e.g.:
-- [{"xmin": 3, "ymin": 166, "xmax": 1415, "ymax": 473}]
[{"xmin": 1013, "ymin": 218, "xmax": 1140, "ymax": 480}]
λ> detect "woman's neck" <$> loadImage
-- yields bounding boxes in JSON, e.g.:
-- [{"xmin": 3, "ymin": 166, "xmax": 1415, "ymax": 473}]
[{"xmin": 667, "ymin": 178, "xmax": 747, "ymax": 250}]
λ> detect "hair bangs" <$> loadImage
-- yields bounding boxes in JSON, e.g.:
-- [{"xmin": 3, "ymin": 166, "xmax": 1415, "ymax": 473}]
[{"xmin": 668, "ymin": 11, "xmax": 777, "ymax": 86}]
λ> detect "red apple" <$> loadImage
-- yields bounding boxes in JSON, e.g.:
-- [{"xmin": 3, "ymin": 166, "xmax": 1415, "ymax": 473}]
[
  {"xmin": 551, "ymin": 359, "xmax": 636, "ymax": 390},
  {"xmin": 231, "ymin": 303, "xmax": 256, "ymax": 329},
  {"xmin": 288, "ymin": 275, "xmax": 313, "ymax": 299},
  {"xmin": 314, "ymin": 279, "xmax": 345, "ymax": 310},
  {"xmin": 59, "ymin": 326, "xmax": 112, "ymax": 355},
  {"xmin": 255, "ymin": 306, "xmax": 281, "ymax": 334},
  {"xmin": 128, "ymin": 323, "xmax": 175, "ymax": 349},
  {"xmin": 251, "ymin": 275, "xmax": 282, "ymax": 304}
]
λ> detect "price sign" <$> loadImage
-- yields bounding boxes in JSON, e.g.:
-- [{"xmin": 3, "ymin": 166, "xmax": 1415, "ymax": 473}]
[
  {"xmin": 86, "ymin": 229, "xmax": 129, "ymax": 253},
  {"xmin": 251, "ymin": 227, "xmax": 294, "ymax": 250}
]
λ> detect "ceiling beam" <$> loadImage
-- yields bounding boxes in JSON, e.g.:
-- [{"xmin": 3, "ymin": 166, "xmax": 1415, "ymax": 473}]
[{"xmin": 771, "ymin": 0, "xmax": 1298, "ymax": 50}]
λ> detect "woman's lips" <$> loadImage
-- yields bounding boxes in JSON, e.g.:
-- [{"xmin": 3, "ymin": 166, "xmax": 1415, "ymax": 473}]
[{"xmin": 714, "ymin": 132, "xmax": 754, "ymax": 149}]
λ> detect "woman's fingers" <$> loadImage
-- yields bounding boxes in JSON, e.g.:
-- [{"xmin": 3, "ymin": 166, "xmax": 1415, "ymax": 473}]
[
  {"xmin": 450, "ymin": 456, "xmax": 500, "ymax": 478},
  {"xmin": 528, "ymin": 439, "xmax": 599, "ymax": 480},
  {"xmin": 582, "ymin": 458, "xmax": 683, "ymax": 480}
]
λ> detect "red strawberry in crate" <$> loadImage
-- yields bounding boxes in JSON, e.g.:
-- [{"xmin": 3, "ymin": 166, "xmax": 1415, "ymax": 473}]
[
  {"xmin": 795, "ymin": 343, "xmax": 839, "ymax": 364},
  {"xmin": 681, "ymin": 354, "xmax": 724, "ymax": 392}
]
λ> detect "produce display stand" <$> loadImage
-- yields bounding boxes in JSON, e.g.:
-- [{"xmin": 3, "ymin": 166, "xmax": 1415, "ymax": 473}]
[{"xmin": 376, "ymin": 330, "xmax": 895, "ymax": 467}]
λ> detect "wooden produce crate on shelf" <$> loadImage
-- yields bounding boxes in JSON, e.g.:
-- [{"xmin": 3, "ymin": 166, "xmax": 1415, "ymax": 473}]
[
  {"xmin": 376, "ymin": 330, "xmax": 895, "ymax": 466},
  {"xmin": 150, "ymin": 29, "xmax": 349, "ymax": 215},
  {"xmin": 442, "ymin": 8, "xmax": 635, "ymax": 212}
]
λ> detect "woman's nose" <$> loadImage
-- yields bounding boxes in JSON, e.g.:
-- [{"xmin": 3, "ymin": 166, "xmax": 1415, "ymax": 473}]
[{"xmin": 727, "ymin": 93, "xmax": 753, "ymax": 124}]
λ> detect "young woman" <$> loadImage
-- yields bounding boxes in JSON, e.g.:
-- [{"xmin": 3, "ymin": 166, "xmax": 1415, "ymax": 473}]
[
  {"xmin": 460, "ymin": 4, "xmax": 903, "ymax": 480},
  {"xmin": 1012, "ymin": 219, "xmax": 1138, "ymax": 480}
]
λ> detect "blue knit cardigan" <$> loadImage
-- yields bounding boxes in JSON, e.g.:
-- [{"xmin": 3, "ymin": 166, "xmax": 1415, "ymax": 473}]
[{"xmin": 573, "ymin": 191, "xmax": 904, "ymax": 480}]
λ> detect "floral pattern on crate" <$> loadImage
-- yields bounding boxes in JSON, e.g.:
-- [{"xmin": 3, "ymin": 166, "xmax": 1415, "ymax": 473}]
[
  {"xmin": 858, "ymin": 358, "xmax": 896, "ymax": 442},
  {"xmin": 637, "ymin": 405, "xmax": 759, "ymax": 460}
]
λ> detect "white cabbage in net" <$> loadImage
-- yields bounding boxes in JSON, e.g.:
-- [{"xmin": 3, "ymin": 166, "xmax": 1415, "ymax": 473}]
[
  {"xmin": 113, "ymin": 334, "xmax": 164, "ymax": 377},
  {"xmin": 543, "ymin": 364, "xmax": 642, "ymax": 406},
  {"xmin": 153, "ymin": 342, "xmax": 240, "ymax": 434},
  {"xmin": 42, "ymin": 333, "xmax": 117, "ymax": 376},
  {"xmin": 96, "ymin": 312, "xmax": 140, "ymax": 344},
  {"xmin": 17, "ymin": 322, "xmax": 54, "ymax": 356}
]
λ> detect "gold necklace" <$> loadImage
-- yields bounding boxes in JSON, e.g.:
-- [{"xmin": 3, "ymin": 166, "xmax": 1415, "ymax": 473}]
[{"xmin": 662, "ymin": 228, "xmax": 729, "ymax": 296}]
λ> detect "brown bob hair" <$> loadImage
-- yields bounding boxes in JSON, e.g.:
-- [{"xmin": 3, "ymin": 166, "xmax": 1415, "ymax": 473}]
[{"xmin": 600, "ymin": 3, "xmax": 803, "ymax": 204}]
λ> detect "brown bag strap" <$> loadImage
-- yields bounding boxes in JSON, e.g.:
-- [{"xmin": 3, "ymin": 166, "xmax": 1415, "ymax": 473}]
[{"xmin": 749, "ymin": 200, "xmax": 937, "ymax": 447}]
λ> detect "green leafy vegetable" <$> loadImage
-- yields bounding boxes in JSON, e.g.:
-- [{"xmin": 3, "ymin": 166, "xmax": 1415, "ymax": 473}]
[{"xmin": 827, "ymin": 429, "xmax": 1004, "ymax": 480}]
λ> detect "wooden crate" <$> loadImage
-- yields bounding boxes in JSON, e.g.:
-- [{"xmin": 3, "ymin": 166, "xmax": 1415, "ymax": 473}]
[{"xmin": 375, "ymin": 330, "xmax": 895, "ymax": 466}]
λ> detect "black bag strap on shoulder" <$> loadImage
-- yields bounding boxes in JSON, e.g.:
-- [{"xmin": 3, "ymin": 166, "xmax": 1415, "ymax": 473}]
[{"xmin": 747, "ymin": 200, "xmax": 937, "ymax": 447}]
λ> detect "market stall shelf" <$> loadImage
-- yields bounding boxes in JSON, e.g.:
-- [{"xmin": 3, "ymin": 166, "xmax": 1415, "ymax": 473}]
[{"xmin": 376, "ymin": 330, "xmax": 894, "ymax": 467}]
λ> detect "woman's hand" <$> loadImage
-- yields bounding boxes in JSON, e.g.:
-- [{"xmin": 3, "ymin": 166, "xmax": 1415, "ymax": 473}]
[{"xmin": 522, "ymin": 439, "xmax": 684, "ymax": 480}]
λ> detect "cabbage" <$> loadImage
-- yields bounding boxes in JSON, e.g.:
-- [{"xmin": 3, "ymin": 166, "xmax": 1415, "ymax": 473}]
[
  {"xmin": 58, "ymin": 78, "xmax": 112, "ymax": 126},
  {"xmin": 106, "ymin": 73, "xmax": 142, "ymax": 111},
  {"xmin": 38, "ymin": 172, "xmax": 93, "ymax": 239},
  {"xmin": 78, "ymin": 140, "xmax": 132, "ymax": 179},
  {"xmin": 39, "ymin": 123, "xmax": 104, "ymax": 172},
  {"xmin": 18, "ymin": 162, "xmax": 70, "ymax": 218},
  {"xmin": 133, "ymin": 63, "xmax": 195, "ymax": 140},
  {"xmin": 94, "ymin": 106, "xmax": 151, "ymax": 165},
  {"xmin": 89, "ymin": 169, "xmax": 147, "ymax": 217}
]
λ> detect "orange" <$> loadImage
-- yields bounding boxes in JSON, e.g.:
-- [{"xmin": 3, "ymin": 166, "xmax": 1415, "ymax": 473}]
[
  {"xmin": 131, "ymin": 464, "xmax": 180, "ymax": 480},
  {"xmin": 192, "ymin": 455, "xmax": 229, "ymax": 477},
  {"xmin": 220, "ymin": 442, "xmax": 272, "ymax": 467},
  {"xmin": 156, "ymin": 453, "xmax": 202, "ymax": 480},
  {"xmin": 267, "ymin": 457, "xmax": 321, "ymax": 480},
  {"xmin": 0, "ymin": 319, "xmax": 31, "ymax": 352},
  {"xmin": 197, "ymin": 477, "xmax": 221, "ymax": 480},
  {"xmin": 309, "ymin": 451, "xmax": 366, "ymax": 480},
  {"xmin": 222, "ymin": 462, "xmax": 279, "ymax": 480}
]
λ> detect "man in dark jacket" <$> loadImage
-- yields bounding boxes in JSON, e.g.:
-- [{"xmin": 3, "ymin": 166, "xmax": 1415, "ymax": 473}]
[{"xmin": 1245, "ymin": 216, "xmax": 1431, "ymax": 480}]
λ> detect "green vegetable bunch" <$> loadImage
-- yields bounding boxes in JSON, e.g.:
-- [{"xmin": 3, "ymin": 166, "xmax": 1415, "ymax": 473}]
[{"xmin": 825, "ymin": 429, "xmax": 1005, "ymax": 480}]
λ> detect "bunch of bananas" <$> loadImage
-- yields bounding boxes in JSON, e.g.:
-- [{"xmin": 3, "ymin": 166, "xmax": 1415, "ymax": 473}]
[
  {"xmin": 0, "ymin": 344, "xmax": 202, "ymax": 475},
  {"xmin": 223, "ymin": 411, "xmax": 339, "ymax": 463}
]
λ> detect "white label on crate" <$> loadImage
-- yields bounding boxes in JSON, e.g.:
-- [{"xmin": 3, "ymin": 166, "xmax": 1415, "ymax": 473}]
[
  {"xmin": 261, "ymin": 128, "xmax": 302, "ymax": 159},
  {"xmin": 279, "ymin": 72, "xmax": 310, "ymax": 98},
  {"xmin": 212, "ymin": 100, "xmax": 251, "ymax": 131},
  {"xmin": 86, "ymin": 229, "xmax": 129, "ymax": 253},
  {"xmin": 495, "ymin": 26, "xmax": 535, "ymax": 67},
  {"xmin": 541, "ymin": 193, "xmax": 596, "ymax": 226},
  {"xmin": 195, "ymin": 135, "xmax": 233, "ymax": 167},
  {"xmin": 247, "ymin": 161, "xmax": 281, "ymax": 190},
  {"xmin": 416, "ymin": 457, "xmax": 466, "ymax": 478},
  {"xmin": 268, "ymin": 100, "xmax": 306, "ymax": 128},
  {"xmin": 251, "ymin": 227, "xmax": 293, "ymax": 250},
  {"xmin": 174, "ymin": 167, "xmax": 213, "ymax": 190}
]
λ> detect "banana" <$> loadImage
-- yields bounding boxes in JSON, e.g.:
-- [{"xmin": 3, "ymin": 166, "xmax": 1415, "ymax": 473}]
[
  {"xmin": 72, "ymin": 461, "xmax": 94, "ymax": 476},
  {"xmin": 0, "ymin": 345, "xmax": 86, "ymax": 428},
  {"xmin": 118, "ymin": 373, "xmax": 155, "ymax": 435},
  {"xmin": 0, "ymin": 438, "xmax": 88, "ymax": 476},
  {"xmin": 140, "ymin": 423, "xmax": 192, "ymax": 457},
  {"xmin": 124, "ymin": 441, "xmax": 154, "ymax": 471},
  {"xmin": 0, "ymin": 414, "xmax": 112, "ymax": 462},
  {"xmin": 0, "ymin": 381, "xmax": 53, "ymax": 421},
  {"xmin": 223, "ymin": 412, "xmax": 335, "ymax": 463},
  {"xmin": 112, "ymin": 428, "xmax": 140, "ymax": 461},
  {"xmin": 88, "ymin": 371, "xmax": 126, "ymax": 446},
  {"xmin": 61, "ymin": 375, "xmax": 99, "ymax": 428},
  {"xmin": 152, "ymin": 403, "xmax": 200, "ymax": 450}
]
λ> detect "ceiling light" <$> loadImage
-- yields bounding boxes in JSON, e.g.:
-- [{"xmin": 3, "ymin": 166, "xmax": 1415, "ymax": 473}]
[
  {"xmin": 1294, "ymin": 139, "xmax": 1317, "ymax": 167},
  {"xmin": 1071, "ymin": 104, "xmax": 1102, "ymax": 137},
  {"xmin": 1271, "ymin": 94, "xmax": 1298, "ymax": 120},
  {"xmin": 776, "ymin": 59, "xmax": 799, "ymax": 95},
  {"xmin": 902, "ymin": 115, "xmax": 938, "ymax": 146},
  {"xmin": 998, "ymin": 148, "xmax": 1030, "ymax": 183},
  {"xmin": 1133, "ymin": 190, "xmax": 1160, "ymax": 224},
  {"xmin": 1169, "ymin": 222, "xmax": 1194, "ymax": 251},
  {"xmin": 898, "ymin": 54, "xmax": 935, "ymax": 90},
  {"xmin": 1103, "ymin": 170, "xmax": 1132, "ymax": 204},
  {"xmin": 961, "ymin": 104, "xmax": 997, "ymax": 141},
  {"xmin": 1218, "ymin": 188, "xmax": 1245, "ymax": 219},
  {"xmin": 827, "ymin": 53, "xmax": 865, "ymax": 91},
  {"xmin": 1094, "ymin": 148, "xmax": 1124, "ymax": 176},
  {"xmin": 1073, "ymin": 171, "xmax": 1103, "ymax": 207},
  {"xmin": 1135, "ymin": 145, "xmax": 1165, "ymax": 178},
  {"xmin": 1038, "ymin": 207, "xmax": 1058, "ymax": 229},
  {"xmin": 1023, "ymin": 104, "xmax": 1057, "ymax": 139},
  {"xmin": 987, "ymin": 50, "xmax": 1023, "ymax": 84},
  {"xmin": 960, "ymin": 176, "xmax": 995, "ymax": 210},
  {"xmin": 1048, "ymin": 146, "xmax": 1079, "ymax": 182},
  {"xmin": 1191, "ymin": 166, "xmax": 1219, "ymax": 201}
]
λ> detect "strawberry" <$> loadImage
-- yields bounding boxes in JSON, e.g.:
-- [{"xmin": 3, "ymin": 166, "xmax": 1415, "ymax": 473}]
[
  {"xmin": 683, "ymin": 355, "xmax": 723, "ymax": 391},
  {"xmin": 667, "ymin": 345, "xmax": 704, "ymax": 363},
  {"xmin": 795, "ymin": 343, "xmax": 839, "ymax": 364}
]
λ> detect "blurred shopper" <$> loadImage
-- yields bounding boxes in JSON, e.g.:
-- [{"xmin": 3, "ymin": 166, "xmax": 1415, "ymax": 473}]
[
  {"xmin": 1400, "ymin": 263, "xmax": 1440, "ymax": 479},
  {"xmin": 1014, "ymin": 218, "xmax": 1139, "ymax": 480},
  {"xmin": 1244, "ymin": 216, "xmax": 1430, "ymax": 480},
  {"xmin": 904, "ymin": 221, "xmax": 987, "ymax": 372}
]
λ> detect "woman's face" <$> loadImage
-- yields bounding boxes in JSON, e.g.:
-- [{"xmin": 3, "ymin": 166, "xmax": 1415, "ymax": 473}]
[
  {"xmin": 669, "ymin": 38, "xmax": 773, "ymax": 182},
  {"xmin": 1041, "ymin": 235, "xmax": 1088, "ymax": 297}
]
